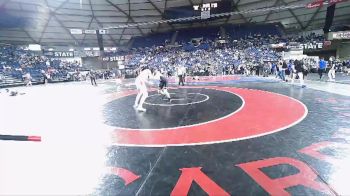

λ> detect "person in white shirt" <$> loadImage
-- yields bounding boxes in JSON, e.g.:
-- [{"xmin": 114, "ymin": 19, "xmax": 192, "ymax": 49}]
[
  {"xmin": 177, "ymin": 65, "xmax": 186, "ymax": 86},
  {"xmin": 24, "ymin": 73, "xmax": 32, "ymax": 87},
  {"xmin": 134, "ymin": 66, "xmax": 152, "ymax": 112},
  {"xmin": 41, "ymin": 69, "xmax": 49, "ymax": 84},
  {"xmin": 328, "ymin": 57, "xmax": 336, "ymax": 82},
  {"xmin": 181, "ymin": 66, "xmax": 187, "ymax": 83}
]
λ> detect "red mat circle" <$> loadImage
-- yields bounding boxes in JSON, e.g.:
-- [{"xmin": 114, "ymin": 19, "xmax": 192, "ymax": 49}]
[{"xmin": 109, "ymin": 86, "xmax": 307, "ymax": 147}]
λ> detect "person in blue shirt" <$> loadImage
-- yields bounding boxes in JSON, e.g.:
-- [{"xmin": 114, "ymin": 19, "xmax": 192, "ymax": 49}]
[
  {"xmin": 318, "ymin": 57, "xmax": 327, "ymax": 80},
  {"xmin": 271, "ymin": 62, "xmax": 278, "ymax": 77}
]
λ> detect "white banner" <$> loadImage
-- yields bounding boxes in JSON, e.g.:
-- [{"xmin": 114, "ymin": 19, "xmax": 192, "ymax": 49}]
[
  {"xmin": 301, "ymin": 43, "xmax": 323, "ymax": 50},
  {"xmin": 331, "ymin": 31, "xmax": 350, "ymax": 40},
  {"xmin": 84, "ymin": 29, "xmax": 96, "ymax": 34},
  {"xmin": 287, "ymin": 42, "xmax": 323, "ymax": 50},
  {"xmin": 201, "ymin": 10, "xmax": 210, "ymax": 19},
  {"xmin": 70, "ymin": 29, "xmax": 83, "ymax": 34},
  {"xmin": 99, "ymin": 29, "xmax": 107, "ymax": 34},
  {"xmin": 270, "ymin": 43, "xmax": 286, "ymax": 48},
  {"xmin": 44, "ymin": 51, "xmax": 74, "ymax": 58},
  {"xmin": 217, "ymin": 39, "xmax": 227, "ymax": 44},
  {"xmin": 28, "ymin": 44, "xmax": 41, "ymax": 51},
  {"xmin": 102, "ymin": 56, "xmax": 125, "ymax": 62}
]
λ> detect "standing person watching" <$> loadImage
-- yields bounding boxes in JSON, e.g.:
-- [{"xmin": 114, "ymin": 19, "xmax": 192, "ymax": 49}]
[
  {"xmin": 89, "ymin": 70, "xmax": 97, "ymax": 86},
  {"xmin": 279, "ymin": 60, "xmax": 287, "ymax": 81},
  {"xmin": 318, "ymin": 57, "xmax": 327, "ymax": 80},
  {"xmin": 177, "ymin": 65, "xmax": 185, "ymax": 86},
  {"xmin": 328, "ymin": 57, "xmax": 336, "ymax": 82},
  {"xmin": 292, "ymin": 59, "xmax": 306, "ymax": 88},
  {"xmin": 41, "ymin": 69, "xmax": 48, "ymax": 84}
]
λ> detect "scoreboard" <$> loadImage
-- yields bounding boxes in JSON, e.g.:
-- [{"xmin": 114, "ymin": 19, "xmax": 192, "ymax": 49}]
[{"xmin": 164, "ymin": 0, "xmax": 233, "ymax": 23}]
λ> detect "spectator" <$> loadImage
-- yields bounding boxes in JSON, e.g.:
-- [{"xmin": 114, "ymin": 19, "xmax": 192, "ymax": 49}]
[
  {"xmin": 328, "ymin": 57, "xmax": 336, "ymax": 82},
  {"xmin": 278, "ymin": 60, "xmax": 286, "ymax": 81},
  {"xmin": 89, "ymin": 70, "xmax": 97, "ymax": 86},
  {"xmin": 24, "ymin": 72, "xmax": 32, "ymax": 87},
  {"xmin": 292, "ymin": 59, "xmax": 306, "ymax": 88},
  {"xmin": 318, "ymin": 58, "xmax": 327, "ymax": 80},
  {"xmin": 177, "ymin": 65, "xmax": 186, "ymax": 86}
]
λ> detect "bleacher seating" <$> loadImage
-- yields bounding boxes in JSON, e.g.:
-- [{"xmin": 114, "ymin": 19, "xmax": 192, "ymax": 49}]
[
  {"xmin": 176, "ymin": 26, "xmax": 221, "ymax": 44},
  {"xmin": 0, "ymin": 45, "xmax": 80, "ymax": 87},
  {"xmin": 224, "ymin": 23, "xmax": 283, "ymax": 39},
  {"xmin": 1, "ymin": 25, "xmax": 332, "ymax": 87},
  {"xmin": 132, "ymin": 32, "xmax": 173, "ymax": 48}
]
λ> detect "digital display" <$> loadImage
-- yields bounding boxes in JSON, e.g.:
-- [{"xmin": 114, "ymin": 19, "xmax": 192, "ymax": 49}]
[{"xmin": 164, "ymin": 0, "xmax": 233, "ymax": 23}]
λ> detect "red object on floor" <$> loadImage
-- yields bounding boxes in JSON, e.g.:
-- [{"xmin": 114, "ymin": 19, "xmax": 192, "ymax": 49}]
[
  {"xmin": 27, "ymin": 136, "xmax": 42, "ymax": 142},
  {"xmin": 111, "ymin": 167, "xmax": 141, "ymax": 186}
]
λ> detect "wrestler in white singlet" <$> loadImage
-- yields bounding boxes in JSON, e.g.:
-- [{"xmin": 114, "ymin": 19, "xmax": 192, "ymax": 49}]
[{"xmin": 134, "ymin": 67, "xmax": 152, "ymax": 112}]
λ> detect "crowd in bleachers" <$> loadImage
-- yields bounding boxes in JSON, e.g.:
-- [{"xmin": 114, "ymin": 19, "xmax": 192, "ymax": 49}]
[
  {"xmin": 287, "ymin": 32, "xmax": 325, "ymax": 43},
  {"xmin": 0, "ymin": 45, "xmax": 82, "ymax": 84},
  {"xmin": 1, "ymin": 24, "xmax": 350, "ymax": 87},
  {"xmin": 126, "ymin": 23, "xmax": 329, "ymax": 75},
  {"xmin": 124, "ymin": 30, "xmax": 350, "ymax": 87},
  {"xmin": 125, "ymin": 33, "xmax": 322, "ymax": 77}
]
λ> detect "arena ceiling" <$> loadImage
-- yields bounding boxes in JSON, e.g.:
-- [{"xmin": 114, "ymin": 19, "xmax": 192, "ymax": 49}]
[{"xmin": 0, "ymin": 0, "xmax": 349, "ymax": 47}]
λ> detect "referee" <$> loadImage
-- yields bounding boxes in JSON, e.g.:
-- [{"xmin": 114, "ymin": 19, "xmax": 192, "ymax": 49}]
[{"xmin": 177, "ymin": 65, "xmax": 186, "ymax": 86}]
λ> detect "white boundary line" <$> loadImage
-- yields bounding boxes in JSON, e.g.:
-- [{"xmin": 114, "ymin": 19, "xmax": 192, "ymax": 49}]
[
  {"xmin": 111, "ymin": 87, "xmax": 245, "ymax": 131},
  {"xmin": 169, "ymin": 98, "xmax": 185, "ymax": 101},
  {"xmin": 143, "ymin": 93, "xmax": 209, "ymax": 107},
  {"xmin": 112, "ymin": 86, "xmax": 308, "ymax": 147}
]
